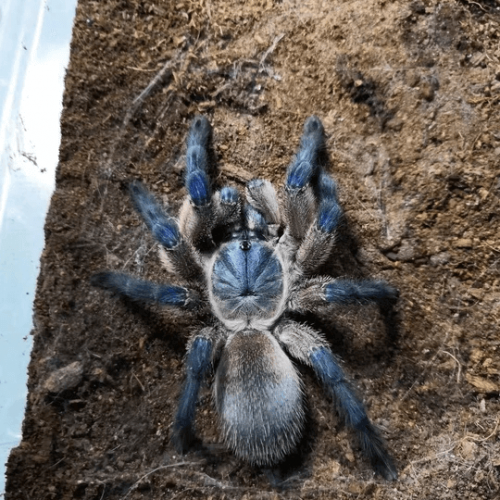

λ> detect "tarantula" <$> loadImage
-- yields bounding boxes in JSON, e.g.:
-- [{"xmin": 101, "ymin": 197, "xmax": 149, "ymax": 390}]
[{"xmin": 91, "ymin": 115, "xmax": 398, "ymax": 479}]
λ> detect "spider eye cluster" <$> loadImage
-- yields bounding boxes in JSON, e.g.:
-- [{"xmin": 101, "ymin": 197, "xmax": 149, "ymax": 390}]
[{"xmin": 239, "ymin": 240, "xmax": 251, "ymax": 251}]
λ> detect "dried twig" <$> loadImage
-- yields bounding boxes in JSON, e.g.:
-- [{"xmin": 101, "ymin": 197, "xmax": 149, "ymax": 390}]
[
  {"xmin": 122, "ymin": 462, "xmax": 202, "ymax": 500},
  {"xmin": 439, "ymin": 349, "xmax": 462, "ymax": 383},
  {"xmin": 259, "ymin": 33, "xmax": 284, "ymax": 71},
  {"xmin": 399, "ymin": 329, "xmax": 450, "ymax": 402}
]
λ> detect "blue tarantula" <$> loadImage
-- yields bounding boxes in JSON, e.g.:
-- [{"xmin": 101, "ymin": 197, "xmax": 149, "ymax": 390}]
[{"xmin": 91, "ymin": 116, "xmax": 398, "ymax": 480}]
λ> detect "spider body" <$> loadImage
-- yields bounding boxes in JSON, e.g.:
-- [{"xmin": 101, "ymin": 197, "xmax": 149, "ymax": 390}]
[{"xmin": 91, "ymin": 116, "xmax": 398, "ymax": 479}]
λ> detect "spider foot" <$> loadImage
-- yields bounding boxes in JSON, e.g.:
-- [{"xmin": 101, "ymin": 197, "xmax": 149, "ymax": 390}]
[
  {"xmin": 355, "ymin": 418, "xmax": 398, "ymax": 481},
  {"xmin": 171, "ymin": 424, "xmax": 197, "ymax": 455},
  {"xmin": 129, "ymin": 181, "xmax": 180, "ymax": 248},
  {"xmin": 90, "ymin": 272, "xmax": 193, "ymax": 307}
]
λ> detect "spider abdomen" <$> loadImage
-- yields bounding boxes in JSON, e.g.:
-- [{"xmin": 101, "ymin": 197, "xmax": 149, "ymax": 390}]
[
  {"xmin": 214, "ymin": 329, "xmax": 304, "ymax": 465},
  {"xmin": 211, "ymin": 241, "xmax": 285, "ymax": 323}
]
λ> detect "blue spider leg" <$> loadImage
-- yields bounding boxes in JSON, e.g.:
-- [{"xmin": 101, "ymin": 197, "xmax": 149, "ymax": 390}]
[
  {"xmin": 283, "ymin": 116, "xmax": 325, "ymax": 240},
  {"xmin": 294, "ymin": 179, "xmax": 342, "ymax": 273},
  {"xmin": 295, "ymin": 156, "xmax": 343, "ymax": 272},
  {"xmin": 286, "ymin": 116, "xmax": 325, "ymax": 190},
  {"xmin": 179, "ymin": 116, "xmax": 218, "ymax": 250},
  {"xmin": 90, "ymin": 272, "xmax": 200, "ymax": 308},
  {"xmin": 129, "ymin": 181, "xmax": 180, "ymax": 249},
  {"xmin": 310, "ymin": 347, "xmax": 398, "ymax": 480},
  {"xmin": 171, "ymin": 334, "xmax": 213, "ymax": 453},
  {"xmin": 315, "ymin": 170, "xmax": 343, "ymax": 234},
  {"xmin": 276, "ymin": 320, "xmax": 397, "ymax": 480},
  {"xmin": 291, "ymin": 277, "xmax": 398, "ymax": 312},
  {"xmin": 324, "ymin": 279, "xmax": 399, "ymax": 304},
  {"xmin": 290, "ymin": 277, "xmax": 399, "ymax": 312},
  {"xmin": 185, "ymin": 116, "xmax": 212, "ymax": 206},
  {"xmin": 290, "ymin": 278, "xmax": 398, "ymax": 312},
  {"xmin": 129, "ymin": 181, "xmax": 202, "ymax": 282}
]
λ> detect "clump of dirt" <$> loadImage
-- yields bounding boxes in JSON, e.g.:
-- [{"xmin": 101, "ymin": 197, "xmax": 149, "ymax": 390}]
[{"xmin": 5, "ymin": 0, "xmax": 500, "ymax": 499}]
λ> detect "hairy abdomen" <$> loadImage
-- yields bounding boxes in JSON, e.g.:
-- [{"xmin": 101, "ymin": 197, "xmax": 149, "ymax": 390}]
[{"xmin": 214, "ymin": 330, "xmax": 304, "ymax": 465}]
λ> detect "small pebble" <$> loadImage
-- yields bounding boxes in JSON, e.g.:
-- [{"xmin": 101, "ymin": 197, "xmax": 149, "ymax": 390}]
[
  {"xmin": 453, "ymin": 238, "xmax": 472, "ymax": 249},
  {"xmin": 43, "ymin": 361, "xmax": 84, "ymax": 393}
]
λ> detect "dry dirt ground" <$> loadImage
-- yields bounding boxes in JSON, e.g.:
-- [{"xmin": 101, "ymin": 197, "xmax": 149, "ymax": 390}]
[{"xmin": 5, "ymin": 0, "xmax": 500, "ymax": 498}]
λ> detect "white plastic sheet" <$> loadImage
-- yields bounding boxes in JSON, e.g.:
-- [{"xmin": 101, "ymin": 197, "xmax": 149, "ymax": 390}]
[{"xmin": 0, "ymin": 0, "xmax": 77, "ymax": 493}]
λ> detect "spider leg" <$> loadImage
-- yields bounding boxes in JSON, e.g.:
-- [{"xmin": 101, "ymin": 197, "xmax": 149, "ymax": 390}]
[
  {"xmin": 324, "ymin": 279, "xmax": 398, "ymax": 304},
  {"xmin": 90, "ymin": 272, "xmax": 200, "ymax": 308},
  {"xmin": 246, "ymin": 178, "xmax": 281, "ymax": 226},
  {"xmin": 290, "ymin": 277, "xmax": 398, "ymax": 312},
  {"xmin": 244, "ymin": 204, "xmax": 269, "ymax": 235},
  {"xmin": 295, "ymin": 169, "xmax": 343, "ymax": 273},
  {"xmin": 213, "ymin": 186, "xmax": 242, "ymax": 229},
  {"xmin": 185, "ymin": 115, "xmax": 212, "ymax": 206},
  {"xmin": 283, "ymin": 116, "xmax": 325, "ymax": 241},
  {"xmin": 171, "ymin": 330, "xmax": 214, "ymax": 453},
  {"xmin": 276, "ymin": 320, "xmax": 397, "ymax": 480},
  {"xmin": 309, "ymin": 347, "xmax": 398, "ymax": 480},
  {"xmin": 281, "ymin": 116, "xmax": 344, "ymax": 273},
  {"xmin": 129, "ymin": 181, "xmax": 202, "ymax": 282},
  {"xmin": 179, "ymin": 116, "xmax": 218, "ymax": 250},
  {"xmin": 315, "ymin": 169, "xmax": 343, "ymax": 233}
]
